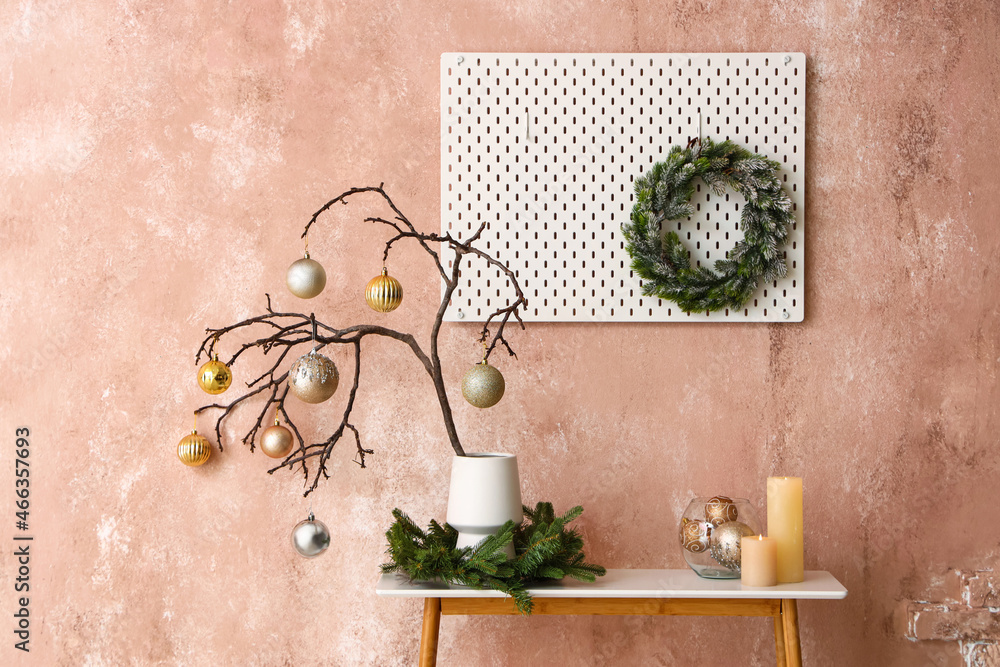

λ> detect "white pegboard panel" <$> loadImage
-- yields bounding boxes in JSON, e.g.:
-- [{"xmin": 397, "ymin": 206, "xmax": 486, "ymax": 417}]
[{"xmin": 441, "ymin": 53, "xmax": 805, "ymax": 322}]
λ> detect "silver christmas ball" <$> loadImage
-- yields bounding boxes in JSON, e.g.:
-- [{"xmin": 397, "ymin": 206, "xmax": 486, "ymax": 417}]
[
  {"xmin": 286, "ymin": 254, "xmax": 327, "ymax": 299},
  {"xmin": 288, "ymin": 350, "xmax": 339, "ymax": 404},
  {"xmin": 710, "ymin": 521, "xmax": 754, "ymax": 572},
  {"xmin": 291, "ymin": 513, "xmax": 331, "ymax": 558}
]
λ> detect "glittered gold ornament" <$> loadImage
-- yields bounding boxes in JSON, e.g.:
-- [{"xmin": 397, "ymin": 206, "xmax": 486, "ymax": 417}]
[
  {"xmin": 197, "ymin": 354, "xmax": 232, "ymax": 395},
  {"xmin": 679, "ymin": 518, "xmax": 713, "ymax": 553},
  {"xmin": 365, "ymin": 267, "xmax": 403, "ymax": 313},
  {"xmin": 177, "ymin": 430, "xmax": 211, "ymax": 467},
  {"xmin": 705, "ymin": 495, "xmax": 739, "ymax": 526},
  {"xmin": 710, "ymin": 520, "xmax": 754, "ymax": 571},
  {"xmin": 286, "ymin": 252, "xmax": 327, "ymax": 299},
  {"xmin": 462, "ymin": 361, "xmax": 505, "ymax": 408},
  {"xmin": 261, "ymin": 419, "xmax": 294, "ymax": 459},
  {"xmin": 288, "ymin": 349, "xmax": 339, "ymax": 404}
]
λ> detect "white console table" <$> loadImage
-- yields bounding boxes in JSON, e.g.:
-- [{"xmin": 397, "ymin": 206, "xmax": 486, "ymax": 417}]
[{"xmin": 377, "ymin": 568, "xmax": 847, "ymax": 666}]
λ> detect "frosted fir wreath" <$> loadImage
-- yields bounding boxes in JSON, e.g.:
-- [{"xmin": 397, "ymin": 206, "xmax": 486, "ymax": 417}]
[{"xmin": 621, "ymin": 137, "xmax": 793, "ymax": 313}]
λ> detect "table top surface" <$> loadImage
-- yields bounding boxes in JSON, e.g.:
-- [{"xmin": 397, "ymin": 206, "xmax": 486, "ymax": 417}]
[{"xmin": 376, "ymin": 569, "xmax": 847, "ymax": 600}]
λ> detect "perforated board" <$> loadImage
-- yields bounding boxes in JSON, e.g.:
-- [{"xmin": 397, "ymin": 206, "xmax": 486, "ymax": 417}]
[{"xmin": 441, "ymin": 52, "xmax": 805, "ymax": 322}]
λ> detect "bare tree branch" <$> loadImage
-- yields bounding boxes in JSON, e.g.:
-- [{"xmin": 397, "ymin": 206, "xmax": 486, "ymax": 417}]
[{"xmin": 193, "ymin": 186, "xmax": 527, "ymax": 495}]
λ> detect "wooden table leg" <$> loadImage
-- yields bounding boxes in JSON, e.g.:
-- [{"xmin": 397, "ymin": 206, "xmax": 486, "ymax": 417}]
[
  {"xmin": 773, "ymin": 610, "xmax": 787, "ymax": 667},
  {"xmin": 419, "ymin": 598, "xmax": 441, "ymax": 667},
  {"xmin": 781, "ymin": 599, "xmax": 802, "ymax": 667}
]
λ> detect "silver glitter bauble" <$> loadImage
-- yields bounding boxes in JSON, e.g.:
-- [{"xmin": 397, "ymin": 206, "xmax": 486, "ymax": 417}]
[
  {"xmin": 710, "ymin": 521, "xmax": 754, "ymax": 572},
  {"xmin": 286, "ymin": 254, "xmax": 327, "ymax": 299},
  {"xmin": 288, "ymin": 350, "xmax": 339, "ymax": 404},
  {"xmin": 462, "ymin": 361, "xmax": 505, "ymax": 408},
  {"xmin": 291, "ymin": 513, "xmax": 331, "ymax": 558}
]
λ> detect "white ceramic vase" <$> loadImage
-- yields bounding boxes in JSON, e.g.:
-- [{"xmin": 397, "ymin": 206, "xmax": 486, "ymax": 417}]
[{"xmin": 446, "ymin": 453, "xmax": 522, "ymax": 557}]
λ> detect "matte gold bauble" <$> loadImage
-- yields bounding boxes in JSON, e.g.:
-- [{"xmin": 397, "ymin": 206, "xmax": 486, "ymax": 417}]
[
  {"xmin": 462, "ymin": 361, "xmax": 505, "ymax": 408},
  {"xmin": 261, "ymin": 419, "xmax": 294, "ymax": 459},
  {"xmin": 679, "ymin": 517, "xmax": 713, "ymax": 553},
  {"xmin": 710, "ymin": 520, "xmax": 754, "ymax": 571},
  {"xmin": 177, "ymin": 430, "xmax": 211, "ymax": 467},
  {"xmin": 288, "ymin": 350, "xmax": 339, "ymax": 404},
  {"xmin": 197, "ymin": 355, "xmax": 232, "ymax": 395},
  {"xmin": 286, "ymin": 253, "xmax": 327, "ymax": 299},
  {"xmin": 365, "ymin": 267, "xmax": 403, "ymax": 313},
  {"xmin": 705, "ymin": 495, "xmax": 739, "ymax": 526}
]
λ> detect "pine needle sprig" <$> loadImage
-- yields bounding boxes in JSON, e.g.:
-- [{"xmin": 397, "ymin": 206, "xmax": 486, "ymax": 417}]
[{"xmin": 381, "ymin": 501, "xmax": 606, "ymax": 615}]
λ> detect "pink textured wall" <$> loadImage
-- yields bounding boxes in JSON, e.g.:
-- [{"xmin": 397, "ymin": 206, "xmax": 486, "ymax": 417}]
[{"xmin": 3, "ymin": 0, "xmax": 999, "ymax": 665}]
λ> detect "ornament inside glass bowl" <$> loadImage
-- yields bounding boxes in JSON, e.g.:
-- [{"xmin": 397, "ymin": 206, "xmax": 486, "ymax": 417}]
[{"xmin": 678, "ymin": 496, "xmax": 761, "ymax": 579}]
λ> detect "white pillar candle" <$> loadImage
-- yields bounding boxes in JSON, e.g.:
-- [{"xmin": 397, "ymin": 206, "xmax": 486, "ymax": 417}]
[
  {"xmin": 767, "ymin": 476, "xmax": 804, "ymax": 583},
  {"xmin": 741, "ymin": 535, "xmax": 778, "ymax": 586}
]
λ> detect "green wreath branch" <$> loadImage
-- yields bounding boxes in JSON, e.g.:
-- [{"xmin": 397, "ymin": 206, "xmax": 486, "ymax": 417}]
[{"xmin": 621, "ymin": 137, "xmax": 793, "ymax": 313}]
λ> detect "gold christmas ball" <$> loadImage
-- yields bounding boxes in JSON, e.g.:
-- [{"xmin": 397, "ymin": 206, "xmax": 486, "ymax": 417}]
[
  {"xmin": 288, "ymin": 350, "xmax": 339, "ymax": 404},
  {"xmin": 286, "ymin": 254, "xmax": 327, "ymax": 299},
  {"xmin": 679, "ymin": 518, "xmax": 713, "ymax": 553},
  {"xmin": 462, "ymin": 361, "xmax": 505, "ymax": 408},
  {"xmin": 261, "ymin": 420, "xmax": 294, "ymax": 459},
  {"xmin": 710, "ymin": 520, "xmax": 754, "ymax": 571},
  {"xmin": 197, "ymin": 355, "xmax": 232, "ymax": 395},
  {"xmin": 365, "ymin": 267, "xmax": 403, "ymax": 313},
  {"xmin": 705, "ymin": 495, "xmax": 739, "ymax": 526},
  {"xmin": 177, "ymin": 431, "xmax": 211, "ymax": 467}
]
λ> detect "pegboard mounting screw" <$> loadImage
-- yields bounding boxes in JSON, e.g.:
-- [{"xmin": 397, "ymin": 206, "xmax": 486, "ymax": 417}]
[
  {"xmin": 456, "ymin": 309, "xmax": 465, "ymax": 319},
  {"xmin": 783, "ymin": 55, "xmax": 792, "ymax": 65},
  {"xmin": 782, "ymin": 309, "xmax": 790, "ymax": 320},
  {"xmin": 457, "ymin": 56, "xmax": 464, "ymax": 65}
]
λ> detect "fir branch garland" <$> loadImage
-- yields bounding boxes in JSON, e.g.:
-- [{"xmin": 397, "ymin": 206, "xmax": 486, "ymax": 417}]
[
  {"xmin": 620, "ymin": 138, "xmax": 793, "ymax": 313},
  {"xmin": 381, "ymin": 502, "xmax": 606, "ymax": 614}
]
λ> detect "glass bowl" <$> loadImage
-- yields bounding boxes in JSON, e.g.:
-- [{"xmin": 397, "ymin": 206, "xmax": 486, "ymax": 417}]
[{"xmin": 679, "ymin": 496, "xmax": 762, "ymax": 579}]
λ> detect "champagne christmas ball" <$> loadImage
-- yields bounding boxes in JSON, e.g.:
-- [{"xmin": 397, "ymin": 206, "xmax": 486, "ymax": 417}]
[
  {"xmin": 260, "ymin": 421, "xmax": 294, "ymax": 459},
  {"xmin": 291, "ymin": 514, "xmax": 331, "ymax": 558},
  {"xmin": 705, "ymin": 495, "xmax": 739, "ymax": 526},
  {"xmin": 710, "ymin": 520, "xmax": 754, "ymax": 571},
  {"xmin": 365, "ymin": 267, "xmax": 403, "ymax": 313},
  {"xmin": 462, "ymin": 361, "xmax": 505, "ymax": 408},
  {"xmin": 197, "ymin": 355, "xmax": 232, "ymax": 395},
  {"xmin": 288, "ymin": 350, "xmax": 339, "ymax": 404},
  {"xmin": 177, "ymin": 431, "xmax": 211, "ymax": 467},
  {"xmin": 286, "ymin": 254, "xmax": 327, "ymax": 299},
  {"xmin": 679, "ymin": 518, "xmax": 713, "ymax": 553}
]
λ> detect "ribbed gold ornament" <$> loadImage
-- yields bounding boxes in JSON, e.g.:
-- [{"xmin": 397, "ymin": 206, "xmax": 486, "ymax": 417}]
[
  {"xmin": 462, "ymin": 361, "xmax": 505, "ymax": 408},
  {"xmin": 365, "ymin": 267, "xmax": 403, "ymax": 313},
  {"xmin": 197, "ymin": 354, "xmax": 232, "ymax": 395},
  {"xmin": 261, "ymin": 419, "xmax": 294, "ymax": 458},
  {"xmin": 177, "ymin": 430, "xmax": 211, "ymax": 467}
]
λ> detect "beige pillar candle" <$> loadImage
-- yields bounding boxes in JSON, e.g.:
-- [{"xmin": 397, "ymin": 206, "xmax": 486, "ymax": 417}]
[
  {"xmin": 767, "ymin": 476, "xmax": 804, "ymax": 583},
  {"xmin": 741, "ymin": 535, "xmax": 778, "ymax": 586}
]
